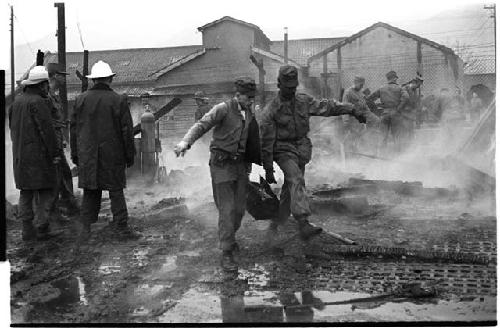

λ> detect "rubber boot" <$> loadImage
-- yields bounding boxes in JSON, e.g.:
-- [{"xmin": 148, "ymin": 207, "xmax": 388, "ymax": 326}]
[
  {"xmin": 296, "ymin": 217, "xmax": 322, "ymax": 241},
  {"xmin": 36, "ymin": 223, "xmax": 62, "ymax": 240},
  {"xmin": 77, "ymin": 217, "xmax": 91, "ymax": 241},
  {"xmin": 221, "ymin": 250, "xmax": 238, "ymax": 272},
  {"xmin": 113, "ymin": 221, "xmax": 141, "ymax": 240},
  {"xmin": 22, "ymin": 221, "xmax": 37, "ymax": 241}
]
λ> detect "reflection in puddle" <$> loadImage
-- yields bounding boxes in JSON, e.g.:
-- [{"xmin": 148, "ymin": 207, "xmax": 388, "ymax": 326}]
[
  {"xmin": 159, "ymin": 287, "xmax": 496, "ymax": 323},
  {"xmin": 76, "ymin": 276, "xmax": 88, "ymax": 306}
]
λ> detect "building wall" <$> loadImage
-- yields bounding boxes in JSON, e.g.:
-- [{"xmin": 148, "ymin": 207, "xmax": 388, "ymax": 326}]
[{"xmin": 309, "ymin": 26, "xmax": 464, "ymax": 98}]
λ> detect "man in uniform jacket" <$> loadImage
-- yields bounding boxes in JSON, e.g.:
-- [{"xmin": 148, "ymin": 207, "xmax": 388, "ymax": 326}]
[
  {"xmin": 400, "ymin": 75, "xmax": 424, "ymax": 149},
  {"xmin": 70, "ymin": 61, "xmax": 137, "ymax": 239},
  {"xmin": 367, "ymin": 70, "xmax": 409, "ymax": 151},
  {"xmin": 9, "ymin": 66, "xmax": 59, "ymax": 241},
  {"xmin": 46, "ymin": 62, "xmax": 79, "ymax": 220},
  {"xmin": 259, "ymin": 65, "xmax": 367, "ymax": 241},
  {"xmin": 174, "ymin": 77, "xmax": 261, "ymax": 271}
]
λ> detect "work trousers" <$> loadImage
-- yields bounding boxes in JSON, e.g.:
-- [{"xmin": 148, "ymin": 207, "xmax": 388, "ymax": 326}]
[
  {"xmin": 50, "ymin": 152, "xmax": 77, "ymax": 213},
  {"xmin": 275, "ymin": 156, "xmax": 311, "ymax": 224},
  {"xmin": 18, "ymin": 189, "xmax": 53, "ymax": 231},
  {"xmin": 81, "ymin": 189, "xmax": 128, "ymax": 227},
  {"xmin": 211, "ymin": 167, "xmax": 248, "ymax": 251}
]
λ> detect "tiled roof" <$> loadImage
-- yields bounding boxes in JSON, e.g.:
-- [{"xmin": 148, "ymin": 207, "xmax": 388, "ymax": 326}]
[
  {"xmin": 464, "ymin": 57, "xmax": 495, "ymax": 75},
  {"xmin": 44, "ymin": 45, "xmax": 203, "ymax": 85},
  {"xmin": 271, "ymin": 38, "xmax": 345, "ymax": 66}
]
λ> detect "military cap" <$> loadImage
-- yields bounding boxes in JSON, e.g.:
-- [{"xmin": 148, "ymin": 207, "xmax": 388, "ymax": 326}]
[
  {"xmin": 354, "ymin": 76, "xmax": 365, "ymax": 83},
  {"xmin": 235, "ymin": 77, "xmax": 256, "ymax": 97},
  {"xmin": 46, "ymin": 62, "xmax": 69, "ymax": 76},
  {"xmin": 278, "ymin": 65, "xmax": 299, "ymax": 87},
  {"xmin": 386, "ymin": 70, "xmax": 398, "ymax": 80},
  {"xmin": 194, "ymin": 90, "xmax": 208, "ymax": 99}
]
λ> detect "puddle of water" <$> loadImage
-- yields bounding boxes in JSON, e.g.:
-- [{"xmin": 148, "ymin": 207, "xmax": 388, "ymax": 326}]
[
  {"xmin": 177, "ymin": 250, "xmax": 201, "ymax": 257},
  {"xmin": 158, "ymin": 287, "xmax": 497, "ymax": 323},
  {"xmin": 98, "ymin": 255, "xmax": 122, "ymax": 275}
]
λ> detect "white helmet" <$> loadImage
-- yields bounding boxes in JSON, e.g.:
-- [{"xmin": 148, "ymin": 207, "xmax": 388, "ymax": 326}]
[
  {"xmin": 86, "ymin": 60, "xmax": 116, "ymax": 79},
  {"xmin": 21, "ymin": 66, "xmax": 49, "ymax": 86}
]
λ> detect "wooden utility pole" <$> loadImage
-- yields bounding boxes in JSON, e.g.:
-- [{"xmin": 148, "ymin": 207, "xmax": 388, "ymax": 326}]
[
  {"xmin": 484, "ymin": 4, "xmax": 496, "ymax": 68},
  {"xmin": 54, "ymin": 3, "xmax": 68, "ymax": 138},
  {"xmin": 284, "ymin": 27, "xmax": 288, "ymax": 64},
  {"xmin": 82, "ymin": 50, "xmax": 89, "ymax": 91},
  {"xmin": 10, "ymin": 5, "xmax": 15, "ymax": 102}
]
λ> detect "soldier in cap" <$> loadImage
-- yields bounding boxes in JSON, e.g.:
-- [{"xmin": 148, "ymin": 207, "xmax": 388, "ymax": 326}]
[
  {"xmin": 342, "ymin": 76, "xmax": 381, "ymax": 152},
  {"xmin": 70, "ymin": 60, "xmax": 137, "ymax": 240},
  {"xmin": 9, "ymin": 66, "xmax": 60, "ymax": 241},
  {"xmin": 259, "ymin": 65, "xmax": 367, "ymax": 241},
  {"xmin": 367, "ymin": 70, "xmax": 409, "ymax": 151},
  {"xmin": 175, "ymin": 77, "xmax": 261, "ymax": 271},
  {"xmin": 194, "ymin": 91, "xmax": 211, "ymax": 121},
  {"xmin": 46, "ymin": 63, "xmax": 79, "ymax": 222},
  {"xmin": 400, "ymin": 74, "xmax": 424, "ymax": 147}
]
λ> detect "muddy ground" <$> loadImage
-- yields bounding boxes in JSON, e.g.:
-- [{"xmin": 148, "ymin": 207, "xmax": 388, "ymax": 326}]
[{"xmin": 7, "ymin": 162, "xmax": 497, "ymax": 324}]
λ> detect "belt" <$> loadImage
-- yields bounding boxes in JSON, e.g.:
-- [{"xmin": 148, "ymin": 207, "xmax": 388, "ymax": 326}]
[{"xmin": 211, "ymin": 149, "xmax": 244, "ymax": 163}]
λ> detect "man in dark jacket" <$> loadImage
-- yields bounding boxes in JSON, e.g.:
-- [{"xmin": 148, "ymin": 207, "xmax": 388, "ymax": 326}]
[
  {"xmin": 259, "ymin": 65, "xmax": 367, "ymax": 241},
  {"xmin": 9, "ymin": 66, "xmax": 60, "ymax": 241},
  {"xmin": 367, "ymin": 71, "xmax": 409, "ymax": 151},
  {"xmin": 175, "ymin": 77, "xmax": 261, "ymax": 271},
  {"xmin": 47, "ymin": 63, "xmax": 79, "ymax": 221},
  {"xmin": 70, "ymin": 61, "xmax": 137, "ymax": 239}
]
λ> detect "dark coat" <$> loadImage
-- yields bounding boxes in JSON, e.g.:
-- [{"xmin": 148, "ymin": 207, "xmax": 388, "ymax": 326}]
[
  {"xmin": 70, "ymin": 83, "xmax": 135, "ymax": 190},
  {"xmin": 9, "ymin": 87, "xmax": 58, "ymax": 190}
]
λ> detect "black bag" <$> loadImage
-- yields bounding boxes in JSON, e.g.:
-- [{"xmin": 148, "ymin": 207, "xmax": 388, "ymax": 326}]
[{"xmin": 246, "ymin": 176, "xmax": 279, "ymax": 221}]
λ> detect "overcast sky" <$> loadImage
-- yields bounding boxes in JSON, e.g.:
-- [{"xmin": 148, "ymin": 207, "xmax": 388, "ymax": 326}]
[{"xmin": 0, "ymin": 0, "xmax": 489, "ymax": 76}]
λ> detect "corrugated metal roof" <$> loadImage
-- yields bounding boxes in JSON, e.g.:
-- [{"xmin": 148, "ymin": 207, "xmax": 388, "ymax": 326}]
[
  {"xmin": 45, "ymin": 45, "xmax": 203, "ymax": 85},
  {"xmin": 271, "ymin": 38, "xmax": 345, "ymax": 66},
  {"xmin": 464, "ymin": 57, "xmax": 495, "ymax": 75}
]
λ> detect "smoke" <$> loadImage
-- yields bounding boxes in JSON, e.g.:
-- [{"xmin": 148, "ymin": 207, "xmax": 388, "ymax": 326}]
[{"xmin": 306, "ymin": 113, "xmax": 493, "ymax": 190}]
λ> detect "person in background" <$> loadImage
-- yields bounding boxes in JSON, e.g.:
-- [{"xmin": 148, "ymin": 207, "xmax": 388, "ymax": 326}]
[
  {"xmin": 469, "ymin": 92, "xmax": 483, "ymax": 122},
  {"xmin": 194, "ymin": 91, "xmax": 211, "ymax": 121},
  {"xmin": 174, "ymin": 78, "xmax": 261, "ymax": 271},
  {"xmin": 342, "ymin": 76, "xmax": 380, "ymax": 152},
  {"xmin": 400, "ymin": 75, "xmax": 424, "ymax": 149},
  {"xmin": 71, "ymin": 60, "xmax": 138, "ymax": 240},
  {"xmin": 367, "ymin": 70, "xmax": 409, "ymax": 152},
  {"xmin": 9, "ymin": 66, "xmax": 60, "ymax": 241}
]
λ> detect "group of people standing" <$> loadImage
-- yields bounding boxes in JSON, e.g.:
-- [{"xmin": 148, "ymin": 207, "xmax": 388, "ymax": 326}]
[{"xmin": 9, "ymin": 61, "xmax": 138, "ymax": 243}]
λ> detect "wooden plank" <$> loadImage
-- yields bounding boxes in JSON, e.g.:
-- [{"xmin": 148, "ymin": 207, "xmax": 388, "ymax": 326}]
[{"xmin": 133, "ymin": 97, "xmax": 182, "ymax": 135}]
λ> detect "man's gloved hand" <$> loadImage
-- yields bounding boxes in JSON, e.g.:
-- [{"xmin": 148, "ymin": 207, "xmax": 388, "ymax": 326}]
[
  {"xmin": 265, "ymin": 169, "xmax": 277, "ymax": 184},
  {"xmin": 53, "ymin": 156, "xmax": 61, "ymax": 164},
  {"xmin": 174, "ymin": 141, "xmax": 190, "ymax": 157},
  {"xmin": 352, "ymin": 105, "xmax": 367, "ymax": 124}
]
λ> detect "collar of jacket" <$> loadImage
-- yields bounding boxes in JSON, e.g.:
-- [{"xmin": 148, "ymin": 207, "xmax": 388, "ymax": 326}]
[
  {"xmin": 91, "ymin": 83, "xmax": 113, "ymax": 91},
  {"xmin": 24, "ymin": 86, "xmax": 48, "ymax": 98},
  {"xmin": 231, "ymin": 97, "xmax": 253, "ymax": 116}
]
